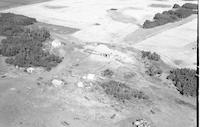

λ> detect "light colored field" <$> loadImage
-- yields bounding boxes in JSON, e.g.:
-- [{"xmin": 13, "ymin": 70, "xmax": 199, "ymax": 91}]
[
  {"xmin": 132, "ymin": 18, "xmax": 197, "ymax": 69},
  {"xmin": 1, "ymin": 0, "xmax": 197, "ymax": 43}
]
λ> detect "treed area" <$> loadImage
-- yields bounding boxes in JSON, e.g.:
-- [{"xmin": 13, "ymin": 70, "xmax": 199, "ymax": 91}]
[
  {"xmin": 141, "ymin": 51, "xmax": 160, "ymax": 61},
  {"xmin": 0, "ymin": 13, "xmax": 62, "ymax": 70},
  {"xmin": 167, "ymin": 68, "xmax": 197, "ymax": 97},
  {"xmin": 141, "ymin": 51, "xmax": 163, "ymax": 76},
  {"xmin": 141, "ymin": 50, "xmax": 197, "ymax": 97},
  {"xmin": 143, "ymin": 3, "xmax": 198, "ymax": 28},
  {"xmin": 100, "ymin": 80, "xmax": 149, "ymax": 103}
]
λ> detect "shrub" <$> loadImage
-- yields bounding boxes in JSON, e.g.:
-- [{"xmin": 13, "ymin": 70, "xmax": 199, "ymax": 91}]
[
  {"xmin": 0, "ymin": 25, "xmax": 25, "ymax": 36},
  {"xmin": 145, "ymin": 65, "xmax": 162, "ymax": 76},
  {"xmin": 167, "ymin": 68, "xmax": 197, "ymax": 97},
  {"xmin": 5, "ymin": 58, "xmax": 15, "ymax": 64},
  {"xmin": 143, "ymin": 20, "xmax": 158, "ymax": 28},
  {"xmin": 133, "ymin": 91, "xmax": 149, "ymax": 100},
  {"xmin": 100, "ymin": 80, "xmax": 149, "ymax": 102},
  {"xmin": 101, "ymin": 69, "xmax": 114, "ymax": 77},
  {"xmin": 141, "ymin": 51, "xmax": 162, "ymax": 76},
  {"xmin": 141, "ymin": 51, "xmax": 160, "ymax": 61},
  {"xmin": 173, "ymin": 4, "xmax": 181, "ymax": 8}
]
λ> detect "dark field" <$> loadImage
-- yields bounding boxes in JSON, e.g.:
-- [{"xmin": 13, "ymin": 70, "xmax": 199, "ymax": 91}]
[{"xmin": 0, "ymin": 0, "xmax": 51, "ymax": 10}]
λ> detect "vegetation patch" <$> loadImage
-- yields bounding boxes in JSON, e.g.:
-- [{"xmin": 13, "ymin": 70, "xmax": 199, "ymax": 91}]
[
  {"xmin": 141, "ymin": 51, "xmax": 163, "ymax": 76},
  {"xmin": 101, "ymin": 69, "xmax": 114, "ymax": 77},
  {"xmin": 143, "ymin": 3, "xmax": 198, "ymax": 28},
  {"xmin": 0, "ymin": 13, "xmax": 62, "ymax": 70},
  {"xmin": 110, "ymin": 8, "xmax": 118, "ymax": 11},
  {"xmin": 100, "ymin": 80, "xmax": 149, "ymax": 102},
  {"xmin": 123, "ymin": 72, "xmax": 136, "ymax": 79},
  {"xmin": 149, "ymin": 4, "xmax": 171, "ymax": 8},
  {"xmin": 145, "ymin": 65, "xmax": 162, "ymax": 76},
  {"xmin": 167, "ymin": 68, "xmax": 197, "ymax": 97},
  {"xmin": 173, "ymin": 4, "xmax": 181, "ymax": 9},
  {"xmin": 182, "ymin": 3, "xmax": 198, "ymax": 10},
  {"xmin": 141, "ymin": 51, "xmax": 160, "ymax": 61}
]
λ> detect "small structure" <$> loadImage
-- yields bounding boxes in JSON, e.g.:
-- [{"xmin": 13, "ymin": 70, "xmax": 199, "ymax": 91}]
[
  {"xmin": 26, "ymin": 67, "xmax": 35, "ymax": 73},
  {"xmin": 51, "ymin": 79, "xmax": 64, "ymax": 87},
  {"xmin": 77, "ymin": 81, "xmax": 84, "ymax": 88},
  {"xmin": 51, "ymin": 39, "xmax": 61, "ymax": 48},
  {"xmin": 87, "ymin": 74, "xmax": 95, "ymax": 80},
  {"xmin": 133, "ymin": 119, "xmax": 151, "ymax": 127},
  {"xmin": 82, "ymin": 74, "xmax": 96, "ymax": 81}
]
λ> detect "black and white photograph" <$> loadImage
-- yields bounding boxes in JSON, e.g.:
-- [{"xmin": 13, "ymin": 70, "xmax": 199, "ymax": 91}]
[{"xmin": 0, "ymin": 0, "xmax": 198, "ymax": 127}]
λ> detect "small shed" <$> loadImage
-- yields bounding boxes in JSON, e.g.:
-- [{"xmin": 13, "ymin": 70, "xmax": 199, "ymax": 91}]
[
  {"xmin": 51, "ymin": 39, "xmax": 61, "ymax": 48},
  {"xmin": 51, "ymin": 79, "xmax": 64, "ymax": 87},
  {"xmin": 26, "ymin": 67, "xmax": 35, "ymax": 73}
]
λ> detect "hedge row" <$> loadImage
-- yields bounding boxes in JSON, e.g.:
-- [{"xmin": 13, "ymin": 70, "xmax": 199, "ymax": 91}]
[{"xmin": 143, "ymin": 3, "xmax": 198, "ymax": 28}]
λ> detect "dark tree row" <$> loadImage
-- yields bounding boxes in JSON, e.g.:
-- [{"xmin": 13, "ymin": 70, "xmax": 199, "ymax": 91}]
[
  {"xmin": 0, "ymin": 13, "xmax": 62, "ymax": 70},
  {"xmin": 167, "ymin": 68, "xmax": 197, "ymax": 97},
  {"xmin": 143, "ymin": 3, "xmax": 198, "ymax": 28}
]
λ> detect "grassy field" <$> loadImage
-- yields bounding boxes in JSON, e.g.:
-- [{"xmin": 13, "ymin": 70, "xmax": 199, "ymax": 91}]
[{"xmin": 0, "ymin": 0, "xmax": 51, "ymax": 10}]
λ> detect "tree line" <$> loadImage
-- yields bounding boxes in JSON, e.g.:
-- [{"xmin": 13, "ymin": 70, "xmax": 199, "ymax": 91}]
[{"xmin": 143, "ymin": 3, "xmax": 198, "ymax": 28}]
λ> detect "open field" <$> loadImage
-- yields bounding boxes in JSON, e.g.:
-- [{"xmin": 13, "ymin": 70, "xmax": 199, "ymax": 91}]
[
  {"xmin": 0, "ymin": 0, "xmax": 51, "ymax": 10},
  {"xmin": 128, "ymin": 16, "xmax": 197, "ymax": 69},
  {"xmin": 0, "ymin": 39, "xmax": 197, "ymax": 127},
  {"xmin": 0, "ymin": 0, "xmax": 198, "ymax": 127},
  {"xmin": 2, "ymin": 0, "xmax": 197, "ymax": 42}
]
